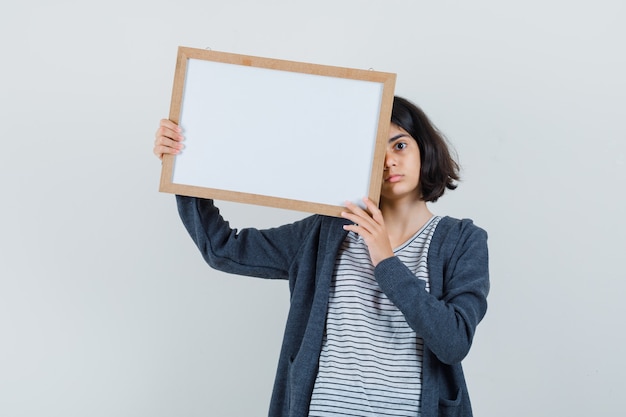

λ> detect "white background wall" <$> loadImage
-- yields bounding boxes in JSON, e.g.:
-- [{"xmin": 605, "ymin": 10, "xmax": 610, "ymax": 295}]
[{"xmin": 1, "ymin": 1, "xmax": 624, "ymax": 416}]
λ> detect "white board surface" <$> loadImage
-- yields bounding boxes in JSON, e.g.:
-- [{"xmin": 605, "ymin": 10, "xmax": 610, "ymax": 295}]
[{"xmin": 160, "ymin": 48, "xmax": 396, "ymax": 216}]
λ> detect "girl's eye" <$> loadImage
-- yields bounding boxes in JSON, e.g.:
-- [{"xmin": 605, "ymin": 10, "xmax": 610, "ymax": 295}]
[{"xmin": 394, "ymin": 142, "xmax": 407, "ymax": 150}]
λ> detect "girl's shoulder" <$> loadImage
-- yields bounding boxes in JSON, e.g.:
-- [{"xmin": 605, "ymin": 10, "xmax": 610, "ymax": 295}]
[
  {"xmin": 431, "ymin": 216, "xmax": 488, "ymax": 251},
  {"xmin": 435, "ymin": 216, "xmax": 487, "ymax": 235}
]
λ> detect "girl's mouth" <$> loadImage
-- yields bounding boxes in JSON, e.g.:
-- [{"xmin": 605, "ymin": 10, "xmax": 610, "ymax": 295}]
[{"xmin": 385, "ymin": 174, "xmax": 402, "ymax": 183}]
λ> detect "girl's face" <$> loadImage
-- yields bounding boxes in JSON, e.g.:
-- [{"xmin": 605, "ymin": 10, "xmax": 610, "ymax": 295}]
[{"xmin": 380, "ymin": 123, "xmax": 422, "ymax": 202}]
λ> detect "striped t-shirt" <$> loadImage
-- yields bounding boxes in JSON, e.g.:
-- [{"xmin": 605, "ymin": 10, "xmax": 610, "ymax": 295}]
[{"xmin": 308, "ymin": 216, "xmax": 441, "ymax": 417}]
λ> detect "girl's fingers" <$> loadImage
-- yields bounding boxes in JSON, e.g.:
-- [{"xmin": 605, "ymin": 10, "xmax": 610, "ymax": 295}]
[
  {"xmin": 342, "ymin": 202, "xmax": 379, "ymax": 237},
  {"xmin": 342, "ymin": 198, "xmax": 393, "ymax": 266},
  {"xmin": 343, "ymin": 199, "xmax": 381, "ymax": 227},
  {"xmin": 155, "ymin": 127, "xmax": 183, "ymax": 143},
  {"xmin": 361, "ymin": 198, "xmax": 384, "ymax": 222},
  {"xmin": 154, "ymin": 119, "xmax": 184, "ymax": 160},
  {"xmin": 159, "ymin": 118, "xmax": 181, "ymax": 132},
  {"xmin": 341, "ymin": 205, "xmax": 370, "ymax": 228},
  {"xmin": 153, "ymin": 143, "xmax": 182, "ymax": 159},
  {"xmin": 343, "ymin": 200, "xmax": 369, "ymax": 219},
  {"xmin": 362, "ymin": 197, "xmax": 379, "ymax": 213},
  {"xmin": 155, "ymin": 120, "xmax": 183, "ymax": 142}
]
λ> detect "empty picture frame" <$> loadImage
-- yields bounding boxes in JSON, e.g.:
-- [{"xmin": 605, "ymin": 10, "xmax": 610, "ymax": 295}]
[{"xmin": 159, "ymin": 47, "xmax": 396, "ymax": 217}]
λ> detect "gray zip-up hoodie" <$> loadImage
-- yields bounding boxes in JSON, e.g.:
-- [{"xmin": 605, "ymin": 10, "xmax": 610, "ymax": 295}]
[{"xmin": 176, "ymin": 195, "xmax": 489, "ymax": 417}]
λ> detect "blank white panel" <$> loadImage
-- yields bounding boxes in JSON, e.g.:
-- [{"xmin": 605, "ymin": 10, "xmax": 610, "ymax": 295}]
[{"xmin": 172, "ymin": 58, "xmax": 384, "ymax": 207}]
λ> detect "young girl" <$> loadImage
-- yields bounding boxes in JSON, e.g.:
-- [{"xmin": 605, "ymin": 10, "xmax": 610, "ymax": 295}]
[{"xmin": 153, "ymin": 96, "xmax": 489, "ymax": 417}]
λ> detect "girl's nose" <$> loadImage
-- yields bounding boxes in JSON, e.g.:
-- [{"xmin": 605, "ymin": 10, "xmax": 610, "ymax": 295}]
[{"xmin": 384, "ymin": 151, "xmax": 396, "ymax": 170}]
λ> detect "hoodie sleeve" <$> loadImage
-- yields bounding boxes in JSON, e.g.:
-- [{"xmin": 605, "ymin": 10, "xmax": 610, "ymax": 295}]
[
  {"xmin": 176, "ymin": 195, "xmax": 319, "ymax": 279},
  {"xmin": 374, "ymin": 218, "xmax": 489, "ymax": 365}
]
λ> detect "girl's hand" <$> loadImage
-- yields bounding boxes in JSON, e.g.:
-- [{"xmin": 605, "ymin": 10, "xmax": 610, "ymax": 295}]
[
  {"xmin": 153, "ymin": 119, "xmax": 184, "ymax": 161},
  {"xmin": 341, "ymin": 197, "xmax": 394, "ymax": 266}
]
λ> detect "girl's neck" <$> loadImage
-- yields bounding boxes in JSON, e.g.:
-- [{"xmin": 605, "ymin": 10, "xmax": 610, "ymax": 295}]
[{"xmin": 380, "ymin": 197, "xmax": 433, "ymax": 248}]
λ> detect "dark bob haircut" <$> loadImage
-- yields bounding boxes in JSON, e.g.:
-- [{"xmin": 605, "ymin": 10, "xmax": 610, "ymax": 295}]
[{"xmin": 391, "ymin": 96, "xmax": 460, "ymax": 202}]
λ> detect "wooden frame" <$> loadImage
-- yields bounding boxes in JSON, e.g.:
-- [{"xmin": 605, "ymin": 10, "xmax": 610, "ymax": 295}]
[{"xmin": 159, "ymin": 46, "xmax": 396, "ymax": 217}]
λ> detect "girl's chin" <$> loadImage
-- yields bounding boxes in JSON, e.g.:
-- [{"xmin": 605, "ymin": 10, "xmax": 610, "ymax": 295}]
[{"xmin": 380, "ymin": 187, "xmax": 420, "ymax": 202}]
